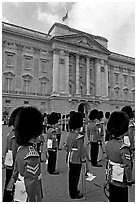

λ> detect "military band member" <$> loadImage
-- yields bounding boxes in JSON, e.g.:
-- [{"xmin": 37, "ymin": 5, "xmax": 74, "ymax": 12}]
[
  {"xmin": 7, "ymin": 106, "xmax": 43, "ymax": 202},
  {"xmin": 47, "ymin": 112, "xmax": 59, "ymax": 175},
  {"xmin": 65, "ymin": 112, "xmax": 85, "ymax": 199},
  {"xmin": 105, "ymin": 111, "xmax": 134, "ymax": 202}
]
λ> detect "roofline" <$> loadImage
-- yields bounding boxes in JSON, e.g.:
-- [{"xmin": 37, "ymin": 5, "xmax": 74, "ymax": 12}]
[
  {"xmin": 2, "ymin": 21, "xmax": 50, "ymax": 38},
  {"xmin": 48, "ymin": 22, "xmax": 108, "ymax": 42}
]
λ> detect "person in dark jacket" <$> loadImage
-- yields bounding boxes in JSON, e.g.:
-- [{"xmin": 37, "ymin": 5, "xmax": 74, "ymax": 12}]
[
  {"xmin": 65, "ymin": 112, "xmax": 85, "ymax": 199},
  {"xmin": 7, "ymin": 106, "xmax": 43, "ymax": 202},
  {"xmin": 2, "ymin": 106, "xmax": 23, "ymax": 202},
  {"xmin": 105, "ymin": 111, "xmax": 134, "ymax": 202}
]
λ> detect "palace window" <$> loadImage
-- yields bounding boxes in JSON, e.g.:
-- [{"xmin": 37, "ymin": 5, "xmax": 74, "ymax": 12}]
[
  {"xmin": 24, "ymin": 100, "xmax": 29, "ymax": 104},
  {"xmin": 123, "ymin": 90, "xmax": 128, "ymax": 101},
  {"xmin": 5, "ymin": 52, "xmax": 15, "ymax": 67},
  {"xmin": 23, "ymin": 79, "xmax": 30, "ymax": 92},
  {"xmin": 131, "ymin": 76, "xmax": 135, "ymax": 87},
  {"xmin": 40, "ymin": 59, "xmax": 48, "ymax": 73},
  {"xmin": 5, "ymin": 77, "xmax": 12, "ymax": 91},
  {"xmin": 114, "ymin": 73, "xmax": 119, "ymax": 84},
  {"xmin": 40, "ymin": 82, "xmax": 47, "ymax": 94},
  {"xmin": 123, "ymin": 75, "xmax": 128, "ymax": 85},
  {"xmin": 5, "ymin": 99, "xmax": 11, "ymax": 103},
  {"xmin": 24, "ymin": 55, "xmax": 33, "ymax": 70},
  {"xmin": 132, "ymin": 91, "xmax": 135, "ymax": 101}
]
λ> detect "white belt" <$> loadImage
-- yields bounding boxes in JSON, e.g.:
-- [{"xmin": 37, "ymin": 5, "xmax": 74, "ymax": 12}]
[{"xmin": 109, "ymin": 160, "xmax": 123, "ymax": 167}]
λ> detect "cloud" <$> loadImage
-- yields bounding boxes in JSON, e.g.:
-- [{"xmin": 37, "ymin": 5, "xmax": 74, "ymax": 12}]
[
  {"xmin": 69, "ymin": 2, "xmax": 135, "ymax": 57},
  {"xmin": 35, "ymin": 7, "xmax": 60, "ymax": 26}
]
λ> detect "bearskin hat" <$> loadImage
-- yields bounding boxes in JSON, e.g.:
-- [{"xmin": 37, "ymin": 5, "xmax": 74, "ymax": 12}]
[
  {"xmin": 98, "ymin": 110, "xmax": 104, "ymax": 120},
  {"xmin": 121, "ymin": 106, "xmax": 134, "ymax": 119},
  {"xmin": 105, "ymin": 111, "xmax": 110, "ymax": 119},
  {"xmin": 8, "ymin": 106, "xmax": 24, "ymax": 127},
  {"xmin": 89, "ymin": 109, "xmax": 98, "ymax": 121},
  {"xmin": 14, "ymin": 106, "xmax": 43, "ymax": 145},
  {"xmin": 48, "ymin": 112, "xmax": 59, "ymax": 125},
  {"xmin": 107, "ymin": 111, "xmax": 129, "ymax": 137},
  {"xmin": 69, "ymin": 112, "xmax": 83, "ymax": 130}
]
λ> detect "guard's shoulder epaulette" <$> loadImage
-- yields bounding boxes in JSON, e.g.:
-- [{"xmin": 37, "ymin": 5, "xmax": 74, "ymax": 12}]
[
  {"xmin": 76, "ymin": 134, "xmax": 84, "ymax": 140},
  {"xmin": 11, "ymin": 135, "xmax": 15, "ymax": 139},
  {"xmin": 24, "ymin": 146, "xmax": 39, "ymax": 159},
  {"xmin": 120, "ymin": 143, "xmax": 130, "ymax": 150}
]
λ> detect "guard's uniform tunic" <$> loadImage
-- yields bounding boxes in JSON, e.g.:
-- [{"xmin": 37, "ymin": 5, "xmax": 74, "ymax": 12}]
[
  {"xmin": 11, "ymin": 144, "xmax": 42, "ymax": 202},
  {"xmin": 87, "ymin": 119, "xmax": 101, "ymax": 166},
  {"xmin": 106, "ymin": 138, "xmax": 133, "ymax": 202},
  {"xmin": 65, "ymin": 130, "xmax": 85, "ymax": 198},
  {"xmin": 47, "ymin": 127, "xmax": 58, "ymax": 174},
  {"xmin": 3, "ymin": 129, "xmax": 19, "ymax": 202}
]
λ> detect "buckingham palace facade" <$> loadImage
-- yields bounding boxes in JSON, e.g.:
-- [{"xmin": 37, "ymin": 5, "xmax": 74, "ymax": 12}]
[{"xmin": 2, "ymin": 22, "xmax": 135, "ymax": 118}]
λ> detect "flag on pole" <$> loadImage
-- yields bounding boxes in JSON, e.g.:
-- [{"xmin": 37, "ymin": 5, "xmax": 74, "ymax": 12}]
[{"xmin": 62, "ymin": 10, "xmax": 68, "ymax": 21}]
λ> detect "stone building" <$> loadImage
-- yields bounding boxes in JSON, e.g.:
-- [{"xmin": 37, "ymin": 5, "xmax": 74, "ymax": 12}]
[{"xmin": 2, "ymin": 21, "xmax": 135, "ymax": 119}]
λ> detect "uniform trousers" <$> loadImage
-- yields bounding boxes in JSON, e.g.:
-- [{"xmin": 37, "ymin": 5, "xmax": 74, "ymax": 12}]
[
  {"xmin": 56, "ymin": 134, "xmax": 61, "ymax": 149},
  {"xmin": 3, "ymin": 168, "xmax": 14, "ymax": 202},
  {"xmin": 69, "ymin": 162, "xmax": 82, "ymax": 198},
  {"xmin": 47, "ymin": 149, "xmax": 57, "ymax": 173},
  {"xmin": 90, "ymin": 142, "xmax": 99, "ymax": 166},
  {"xmin": 109, "ymin": 183, "xmax": 128, "ymax": 202}
]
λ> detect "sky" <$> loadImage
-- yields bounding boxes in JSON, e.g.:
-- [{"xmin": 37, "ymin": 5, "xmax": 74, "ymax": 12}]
[{"xmin": 2, "ymin": 1, "xmax": 135, "ymax": 57}]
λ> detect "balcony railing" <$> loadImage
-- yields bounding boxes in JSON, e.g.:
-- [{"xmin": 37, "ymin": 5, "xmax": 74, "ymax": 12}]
[{"xmin": 2, "ymin": 90, "xmax": 50, "ymax": 97}]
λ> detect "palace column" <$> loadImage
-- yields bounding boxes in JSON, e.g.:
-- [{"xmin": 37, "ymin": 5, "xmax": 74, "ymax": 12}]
[
  {"xmin": 95, "ymin": 58, "xmax": 101, "ymax": 97},
  {"xmin": 52, "ymin": 49, "xmax": 59, "ymax": 95},
  {"xmin": 86, "ymin": 57, "xmax": 90, "ymax": 95},
  {"xmin": 104, "ymin": 60, "xmax": 109, "ymax": 97},
  {"xmin": 76, "ymin": 54, "xmax": 80, "ymax": 95},
  {"xmin": 65, "ymin": 51, "xmax": 69, "ymax": 95}
]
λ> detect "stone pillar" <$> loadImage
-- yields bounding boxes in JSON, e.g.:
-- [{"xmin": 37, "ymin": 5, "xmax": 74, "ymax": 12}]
[
  {"xmin": 95, "ymin": 58, "xmax": 101, "ymax": 97},
  {"xmin": 52, "ymin": 49, "xmax": 59, "ymax": 95},
  {"xmin": 86, "ymin": 57, "xmax": 90, "ymax": 95},
  {"xmin": 76, "ymin": 54, "xmax": 80, "ymax": 95},
  {"xmin": 104, "ymin": 60, "xmax": 109, "ymax": 97},
  {"xmin": 65, "ymin": 51, "xmax": 69, "ymax": 95}
]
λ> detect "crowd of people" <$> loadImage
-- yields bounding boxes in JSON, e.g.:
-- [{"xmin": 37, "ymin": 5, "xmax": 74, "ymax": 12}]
[{"xmin": 2, "ymin": 105, "xmax": 135, "ymax": 202}]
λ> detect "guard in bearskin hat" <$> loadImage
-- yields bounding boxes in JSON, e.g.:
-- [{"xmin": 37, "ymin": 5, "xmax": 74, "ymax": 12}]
[
  {"xmin": 105, "ymin": 111, "xmax": 134, "ymax": 202},
  {"xmin": 46, "ymin": 112, "xmax": 59, "ymax": 174},
  {"xmin": 65, "ymin": 112, "xmax": 85, "ymax": 199},
  {"xmin": 6, "ymin": 106, "xmax": 43, "ymax": 202}
]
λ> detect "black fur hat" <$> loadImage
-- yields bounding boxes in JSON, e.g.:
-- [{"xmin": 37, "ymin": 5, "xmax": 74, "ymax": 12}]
[
  {"xmin": 14, "ymin": 106, "xmax": 43, "ymax": 145},
  {"xmin": 69, "ymin": 112, "xmax": 83, "ymax": 130},
  {"xmin": 121, "ymin": 106, "xmax": 134, "ymax": 119},
  {"xmin": 105, "ymin": 111, "xmax": 110, "ymax": 119},
  {"xmin": 48, "ymin": 112, "xmax": 59, "ymax": 125},
  {"xmin": 107, "ymin": 111, "xmax": 129, "ymax": 137},
  {"xmin": 89, "ymin": 109, "xmax": 98, "ymax": 121},
  {"xmin": 98, "ymin": 111, "xmax": 104, "ymax": 120},
  {"xmin": 8, "ymin": 106, "xmax": 24, "ymax": 127}
]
